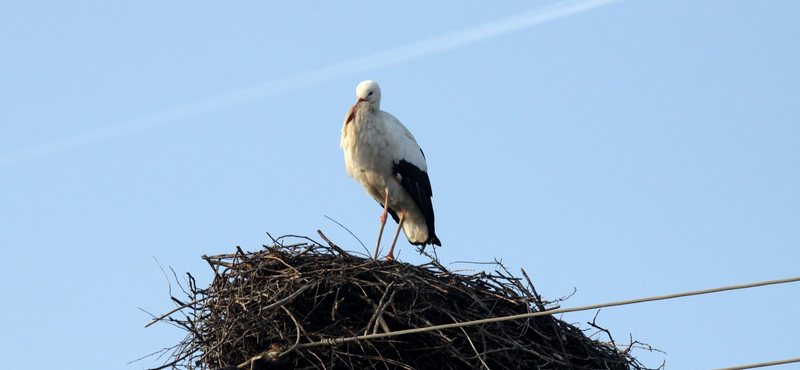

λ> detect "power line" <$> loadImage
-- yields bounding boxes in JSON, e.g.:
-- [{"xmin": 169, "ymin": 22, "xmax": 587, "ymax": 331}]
[
  {"xmin": 284, "ymin": 276, "xmax": 800, "ymax": 352},
  {"xmin": 710, "ymin": 357, "xmax": 800, "ymax": 370}
]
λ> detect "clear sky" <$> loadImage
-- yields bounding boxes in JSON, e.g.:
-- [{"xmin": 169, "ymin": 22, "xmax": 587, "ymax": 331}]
[{"xmin": 1, "ymin": 1, "xmax": 798, "ymax": 369}]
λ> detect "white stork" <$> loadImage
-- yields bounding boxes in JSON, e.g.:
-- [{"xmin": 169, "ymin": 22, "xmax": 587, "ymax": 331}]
[{"xmin": 341, "ymin": 80, "xmax": 441, "ymax": 260}]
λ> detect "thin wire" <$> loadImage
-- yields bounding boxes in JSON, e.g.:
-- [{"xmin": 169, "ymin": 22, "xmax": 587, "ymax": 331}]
[
  {"xmin": 283, "ymin": 276, "xmax": 800, "ymax": 354},
  {"xmin": 710, "ymin": 357, "xmax": 800, "ymax": 370}
]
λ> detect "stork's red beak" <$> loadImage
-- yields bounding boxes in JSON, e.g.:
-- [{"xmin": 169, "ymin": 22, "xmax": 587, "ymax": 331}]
[{"xmin": 345, "ymin": 97, "xmax": 366, "ymax": 124}]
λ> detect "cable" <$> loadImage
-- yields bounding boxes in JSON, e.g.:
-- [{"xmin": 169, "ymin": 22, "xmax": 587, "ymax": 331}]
[
  {"xmin": 710, "ymin": 357, "xmax": 800, "ymax": 370},
  {"xmin": 283, "ymin": 276, "xmax": 800, "ymax": 353}
]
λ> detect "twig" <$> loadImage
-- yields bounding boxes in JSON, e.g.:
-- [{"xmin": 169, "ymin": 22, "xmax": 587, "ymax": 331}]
[
  {"xmin": 260, "ymin": 285, "xmax": 312, "ymax": 312},
  {"xmin": 364, "ymin": 282, "xmax": 395, "ymax": 336},
  {"xmin": 520, "ymin": 268, "xmax": 547, "ymax": 311},
  {"xmin": 317, "ymin": 229, "xmax": 350, "ymax": 257},
  {"xmin": 449, "ymin": 313, "xmax": 490, "ymax": 370},
  {"xmin": 144, "ymin": 298, "xmax": 202, "ymax": 328}
]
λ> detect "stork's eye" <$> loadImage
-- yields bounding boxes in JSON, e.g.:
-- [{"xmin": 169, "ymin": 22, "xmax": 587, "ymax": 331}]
[{"xmin": 368, "ymin": 91, "xmax": 373, "ymax": 96}]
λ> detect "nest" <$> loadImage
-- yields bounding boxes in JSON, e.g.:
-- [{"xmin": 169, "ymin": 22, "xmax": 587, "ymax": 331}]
[{"xmin": 149, "ymin": 236, "xmax": 648, "ymax": 370}]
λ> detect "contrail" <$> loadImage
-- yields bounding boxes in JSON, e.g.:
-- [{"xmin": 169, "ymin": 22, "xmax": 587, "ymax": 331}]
[{"xmin": 0, "ymin": 0, "xmax": 623, "ymax": 168}]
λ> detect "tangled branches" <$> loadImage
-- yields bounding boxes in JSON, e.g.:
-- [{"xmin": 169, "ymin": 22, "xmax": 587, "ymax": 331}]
[{"xmin": 147, "ymin": 238, "xmax": 647, "ymax": 370}]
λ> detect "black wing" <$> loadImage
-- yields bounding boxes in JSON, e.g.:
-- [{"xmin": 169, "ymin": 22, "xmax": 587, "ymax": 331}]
[{"xmin": 391, "ymin": 158, "xmax": 441, "ymax": 246}]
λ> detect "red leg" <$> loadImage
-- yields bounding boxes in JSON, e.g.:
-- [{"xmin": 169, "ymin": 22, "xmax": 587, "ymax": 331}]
[{"xmin": 373, "ymin": 190, "xmax": 390, "ymax": 260}]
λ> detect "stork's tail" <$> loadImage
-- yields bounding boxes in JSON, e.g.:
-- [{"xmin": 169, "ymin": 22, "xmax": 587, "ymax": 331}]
[{"xmin": 410, "ymin": 233, "xmax": 441, "ymax": 247}]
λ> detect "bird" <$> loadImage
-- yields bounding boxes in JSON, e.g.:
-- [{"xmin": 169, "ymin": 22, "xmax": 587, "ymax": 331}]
[{"xmin": 341, "ymin": 80, "xmax": 441, "ymax": 260}]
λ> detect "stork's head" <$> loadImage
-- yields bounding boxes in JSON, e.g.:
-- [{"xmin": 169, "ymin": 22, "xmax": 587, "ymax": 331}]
[{"xmin": 355, "ymin": 80, "xmax": 381, "ymax": 110}]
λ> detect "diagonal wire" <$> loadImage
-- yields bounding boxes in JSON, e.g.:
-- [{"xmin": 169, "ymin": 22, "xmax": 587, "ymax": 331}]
[
  {"xmin": 709, "ymin": 357, "xmax": 800, "ymax": 370},
  {"xmin": 280, "ymin": 276, "xmax": 800, "ymax": 355}
]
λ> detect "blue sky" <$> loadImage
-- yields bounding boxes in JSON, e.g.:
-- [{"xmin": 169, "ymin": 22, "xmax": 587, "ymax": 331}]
[{"xmin": 1, "ymin": 1, "xmax": 798, "ymax": 369}]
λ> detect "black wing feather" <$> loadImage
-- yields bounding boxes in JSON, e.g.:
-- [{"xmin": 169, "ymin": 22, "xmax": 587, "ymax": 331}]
[{"xmin": 391, "ymin": 159, "xmax": 441, "ymax": 246}]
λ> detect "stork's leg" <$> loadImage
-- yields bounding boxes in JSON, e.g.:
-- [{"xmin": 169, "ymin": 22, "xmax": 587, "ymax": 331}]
[
  {"xmin": 386, "ymin": 211, "xmax": 405, "ymax": 260},
  {"xmin": 373, "ymin": 190, "xmax": 390, "ymax": 260}
]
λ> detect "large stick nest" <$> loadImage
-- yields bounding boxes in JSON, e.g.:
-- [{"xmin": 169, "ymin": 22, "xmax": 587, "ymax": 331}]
[{"xmin": 149, "ymin": 237, "xmax": 648, "ymax": 370}]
